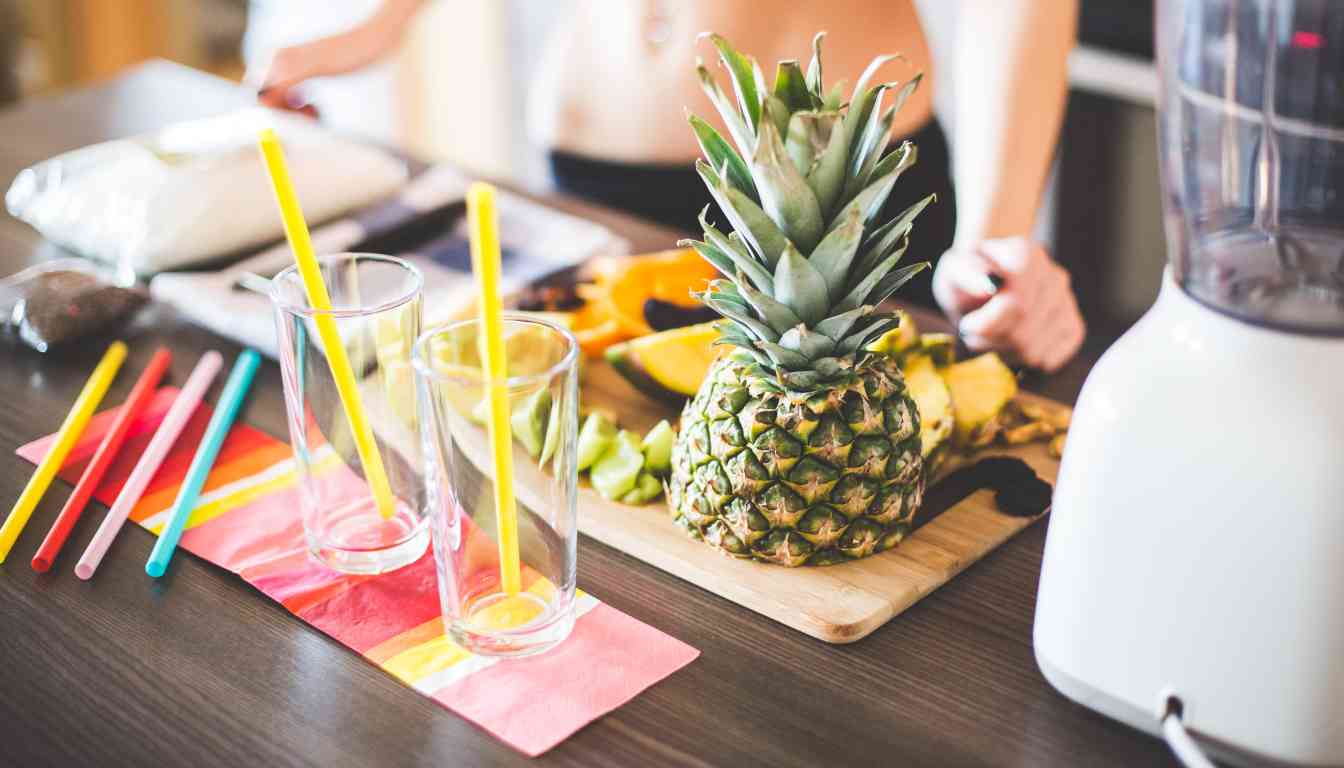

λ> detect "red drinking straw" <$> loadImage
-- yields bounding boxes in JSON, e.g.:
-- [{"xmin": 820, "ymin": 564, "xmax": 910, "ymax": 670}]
[{"xmin": 30, "ymin": 347, "xmax": 172, "ymax": 573}]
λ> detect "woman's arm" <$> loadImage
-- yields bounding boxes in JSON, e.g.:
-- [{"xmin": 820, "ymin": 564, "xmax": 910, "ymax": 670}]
[
  {"xmin": 930, "ymin": 0, "xmax": 1085, "ymax": 372},
  {"xmin": 949, "ymin": 0, "xmax": 1076, "ymax": 243},
  {"xmin": 256, "ymin": 0, "xmax": 426, "ymax": 112}
]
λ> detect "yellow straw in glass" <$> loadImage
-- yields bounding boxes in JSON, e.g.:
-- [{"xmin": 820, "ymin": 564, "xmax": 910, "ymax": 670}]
[
  {"xmin": 257, "ymin": 129, "xmax": 396, "ymax": 520},
  {"xmin": 467, "ymin": 182, "xmax": 522, "ymax": 595}
]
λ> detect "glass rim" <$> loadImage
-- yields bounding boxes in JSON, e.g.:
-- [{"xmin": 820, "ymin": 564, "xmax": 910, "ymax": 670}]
[
  {"xmin": 411, "ymin": 315, "xmax": 581, "ymax": 389},
  {"xmin": 269, "ymin": 253, "xmax": 424, "ymax": 319}
]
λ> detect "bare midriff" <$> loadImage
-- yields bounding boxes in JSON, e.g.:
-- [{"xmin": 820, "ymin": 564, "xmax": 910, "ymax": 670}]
[{"xmin": 529, "ymin": 0, "xmax": 934, "ymax": 164}]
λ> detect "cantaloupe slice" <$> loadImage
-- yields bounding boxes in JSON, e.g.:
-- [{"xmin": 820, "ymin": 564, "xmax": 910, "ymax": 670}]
[
  {"xmin": 601, "ymin": 250, "xmax": 719, "ymax": 336},
  {"xmin": 606, "ymin": 322, "xmax": 720, "ymax": 402}
]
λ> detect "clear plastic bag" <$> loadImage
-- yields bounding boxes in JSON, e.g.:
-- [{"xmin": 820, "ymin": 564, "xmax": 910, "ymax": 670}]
[
  {"xmin": 0, "ymin": 259, "xmax": 147, "ymax": 353},
  {"xmin": 4, "ymin": 108, "xmax": 407, "ymax": 276}
]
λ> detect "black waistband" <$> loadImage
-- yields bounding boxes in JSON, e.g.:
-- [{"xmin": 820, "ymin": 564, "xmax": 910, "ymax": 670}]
[
  {"xmin": 547, "ymin": 120, "xmax": 955, "ymax": 308},
  {"xmin": 550, "ymin": 119, "xmax": 946, "ymax": 181}
]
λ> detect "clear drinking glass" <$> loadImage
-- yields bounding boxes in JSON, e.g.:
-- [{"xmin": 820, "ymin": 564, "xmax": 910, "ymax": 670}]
[
  {"xmin": 271, "ymin": 253, "xmax": 429, "ymax": 574},
  {"xmin": 413, "ymin": 316, "xmax": 579, "ymax": 657}
]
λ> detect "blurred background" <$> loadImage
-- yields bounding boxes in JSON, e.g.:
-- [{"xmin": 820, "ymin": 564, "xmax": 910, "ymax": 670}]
[{"xmin": 0, "ymin": 0, "xmax": 1162, "ymax": 335}]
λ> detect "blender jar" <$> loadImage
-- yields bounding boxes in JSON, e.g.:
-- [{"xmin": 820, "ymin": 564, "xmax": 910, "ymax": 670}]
[{"xmin": 1157, "ymin": 0, "xmax": 1344, "ymax": 335}]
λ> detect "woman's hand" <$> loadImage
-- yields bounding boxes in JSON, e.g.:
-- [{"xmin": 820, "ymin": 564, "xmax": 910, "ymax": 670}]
[
  {"xmin": 253, "ymin": 0, "xmax": 423, "ymax": 114},
  {"xmin": 932, "ymin": 238, "xmax": 1085, "ymax": 372}
]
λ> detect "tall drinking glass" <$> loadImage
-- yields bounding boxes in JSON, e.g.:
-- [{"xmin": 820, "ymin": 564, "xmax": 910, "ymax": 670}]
[
  {"xmin": 271, "ymin": 253, "xmax": 429, "ymax": 574},
  {"xmin": 413, "ymin": 317, "xmax": 579, "ymax": 657}
]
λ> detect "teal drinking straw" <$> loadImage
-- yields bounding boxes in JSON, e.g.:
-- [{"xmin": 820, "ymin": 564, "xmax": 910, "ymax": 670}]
[{"xmin": 146, "ymin": 349, "xmax": 261, "ymax": 578}]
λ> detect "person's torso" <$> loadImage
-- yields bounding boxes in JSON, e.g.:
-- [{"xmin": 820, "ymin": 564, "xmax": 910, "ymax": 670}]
[{"xmin": 529, "ymin": 0, "xmax": 934, "ymax": 164}]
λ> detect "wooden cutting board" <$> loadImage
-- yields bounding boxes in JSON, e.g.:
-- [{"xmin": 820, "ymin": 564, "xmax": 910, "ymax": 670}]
[{"xmin": 571, "ymin": 360, "xmax": 1059, "ymax": 644}]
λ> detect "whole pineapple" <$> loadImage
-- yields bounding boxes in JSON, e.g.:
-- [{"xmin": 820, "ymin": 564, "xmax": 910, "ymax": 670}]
[{"xmin": 667, "ymin": 33, "xmax": 936, "ymax": 567}]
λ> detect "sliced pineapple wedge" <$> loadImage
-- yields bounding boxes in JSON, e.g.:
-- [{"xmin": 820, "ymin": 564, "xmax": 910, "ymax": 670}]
[
  {"xmin": 900, "ymin": 353, "xmax": 954, "ymax": 459},
  {"xmin": 866, "ymin": 310, "xmax": 918, "ymax": 356},
  {"xmin": 917, "ymin": 332, "xmax": 957, "ymax": 366},
  {"xmin": 870, "ymin": 320, "xmax": 1020, "ymax": 453},
  {"xmin": 938, "ymin": 353, "xmax": 1018, "ymax": 446}
]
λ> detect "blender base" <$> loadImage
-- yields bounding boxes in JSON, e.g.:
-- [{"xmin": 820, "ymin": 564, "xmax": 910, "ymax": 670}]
[{"xmin": 1034, "ymin": 269, "xmax": 1344, "ymax": 767}]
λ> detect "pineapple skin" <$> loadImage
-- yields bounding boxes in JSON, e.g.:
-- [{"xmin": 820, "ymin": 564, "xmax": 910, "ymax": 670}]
[{"xmin": 668, "ymin": 353, "xmax": 925, "ymax": 567}]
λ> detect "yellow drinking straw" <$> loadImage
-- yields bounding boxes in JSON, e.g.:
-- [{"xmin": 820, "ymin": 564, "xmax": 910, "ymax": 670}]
[
  {"xmin": 468, "ymin": 182, "xmax": 523, "ymax": 596},
  {"xmin": 0, "ymin": 341, "xmax": 126, "ymax": 563},
  {"xmin": 257, "ymin": 129, "xmax": 396, "ymax": 520}
]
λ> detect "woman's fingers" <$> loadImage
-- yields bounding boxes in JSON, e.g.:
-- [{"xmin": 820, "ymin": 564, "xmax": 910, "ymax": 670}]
[
  {"xmin": 256, "ymin": 44, "xmax": 322, "ymax": 92},
  {"xmin": 253, "ymin": 46, "xmax": 318, "ymax": 115},
  {"xmin": 932, "ymin": 249, "xmax": 998, "ymax": 319},
  {"xmin": 1006, "ymin": 292, "xmax": 1059, "ymax": 368},
  {"xmin": 1021, "ymin": 264, "xmax": 1069, "ymax": 339},
  {"xmin": 256, "ymin": 81, "xmax": 319, "ymax": 118},
  {"xmin": 252, "ymin": 23, "xmax": 391, "ymax": 116},
  {"xmin": 1017, "ymin": 270, "xmax": 1085, "ymax": 371},
  {"xmin": 1038, "ymin": 300, "xmax": 1087, "ymax": 372},
  {"xmin": 959, "ymin": 292, "xmax": 1024, "ymax": 349},
  {"xmin": 977, "ymin": 238, "xmax": 1035, "ymax": 283},
  {"xmin": 256, "ymin": 85, "xmax": 290, "ymax": 109},
  {"xmin": 943, "ymin": 238, "xmax": 1085, "ymax": 371}
]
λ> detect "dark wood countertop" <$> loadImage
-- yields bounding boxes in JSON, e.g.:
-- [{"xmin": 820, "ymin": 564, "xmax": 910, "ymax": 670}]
[{"xmin": 0, "ymin": 61, "xmax": 1173, "ymax": 767}]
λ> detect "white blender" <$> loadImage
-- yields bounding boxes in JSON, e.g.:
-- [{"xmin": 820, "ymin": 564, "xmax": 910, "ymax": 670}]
[{"xmin": 1035, "ymin": 1, "xmax": 1344, "ymax": 766}]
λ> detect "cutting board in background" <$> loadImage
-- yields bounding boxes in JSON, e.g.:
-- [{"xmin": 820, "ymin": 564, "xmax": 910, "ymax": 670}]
[{"xmin": 568, "ymin": 360, "xmax": 1059, "ymax": 644}]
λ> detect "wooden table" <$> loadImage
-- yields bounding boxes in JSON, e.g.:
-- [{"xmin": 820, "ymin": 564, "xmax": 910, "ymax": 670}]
[{"xmin": 0, "ymin": 62, "xmax": 1175, "ymax": 767}]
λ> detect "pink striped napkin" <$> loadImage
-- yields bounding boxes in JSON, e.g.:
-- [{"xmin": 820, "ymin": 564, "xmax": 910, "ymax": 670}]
[{"xmin": 18, "ymin": 390, "xmax": 699, "ymax": 756}]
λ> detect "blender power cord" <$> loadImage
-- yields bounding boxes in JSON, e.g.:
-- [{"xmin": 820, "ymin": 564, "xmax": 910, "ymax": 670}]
[{"xmin": 1162, "ymin": 697, "xmax": 1216, "ymax": 768}]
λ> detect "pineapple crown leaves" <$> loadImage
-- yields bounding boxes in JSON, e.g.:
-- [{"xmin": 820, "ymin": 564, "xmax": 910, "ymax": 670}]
[{"xmin": 683, "ymin": 31, "xmax": 933, "ymax": 390}]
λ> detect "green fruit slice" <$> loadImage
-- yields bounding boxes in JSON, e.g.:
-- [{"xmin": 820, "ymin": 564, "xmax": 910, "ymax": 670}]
[
  {"xmin": 470, "ymin": 398, "xmax": 491, "ymax": 426},
  {"xmin": 576, "ymin": 412, "xmax": 617, "ymax": 471},
  {"xmin": 538, "ymin": 398, "xmax": 562, "ymax": 467},
  {"xmin": 380, "ymin": 359, "xmax": 416, "ymax": 427},
  {"xmin": 590, "ymin": 430, "xmax": 644, "ymax": 500},
  {"xmin": 620, "ymin": 471, "xmax": 664, "ymax": 505},
  {"xmin": 510, "ymin": 388, "xmax": 551, "ymax": 457},
  {"xmin": 640, "ymin": 420, "xmax": 675, "ymax": 477}
]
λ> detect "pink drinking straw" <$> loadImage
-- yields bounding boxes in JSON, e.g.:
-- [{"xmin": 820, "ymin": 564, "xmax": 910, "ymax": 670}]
[{"xmin": 75, "ymin": 351, "xmax": 224, "ymax": 580}]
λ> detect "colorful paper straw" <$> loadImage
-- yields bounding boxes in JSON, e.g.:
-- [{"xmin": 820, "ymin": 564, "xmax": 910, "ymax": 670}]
[
  {"xmin": 32, "ymin": 347, "xmax": 173, "ymax": 572},
  {"xmin": 257, "ymin": 128, "xmax": 396, "ymax": 520},
  {"xmin": 76, "ymin": 351, "xmax": 223, "ymax": 580},
  {"xmin": 468, "ymin": 182, "xmax": 522, "ymax": 595},
  {"xmin": 0, "ymin": 341, "xmax": 126, "ymax": 564},
  {"xmin": 145, "ymin": 349, "xmax": 260, "ymax": 578}
]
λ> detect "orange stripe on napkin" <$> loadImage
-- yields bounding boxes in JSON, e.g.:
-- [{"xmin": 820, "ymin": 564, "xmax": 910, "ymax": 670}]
[
  {"xmin": 382, "ymin": 634, "xmax": 472, "ymax": 684},
  {"xmin": 129, "ymin": 440, "xmax": 291, "ymax": 523},
  {"xmin": 364, "ymin": 618, "xmax": 445, "ymax": 665}
]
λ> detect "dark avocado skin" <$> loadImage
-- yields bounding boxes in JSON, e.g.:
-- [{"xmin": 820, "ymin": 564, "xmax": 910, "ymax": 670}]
[{"xmin": 604, "ymin": 342, "xmax": 690, "ymax": 407}]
